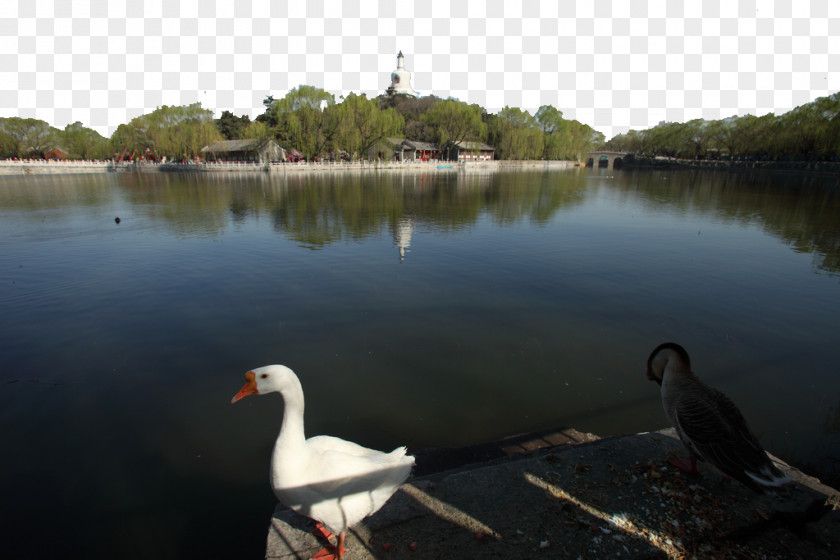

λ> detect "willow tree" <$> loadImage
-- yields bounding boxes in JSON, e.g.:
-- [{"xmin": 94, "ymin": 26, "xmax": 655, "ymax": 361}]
[
  {"xmin": 110, "ymin": 120, "xmax": 153, "ymax": 159},
  {"xmin": 267, "ymin": 85, "xmax": 338, "ymax": 160},
  {"xmin": 240, "ymin": 120, "xmax": 273, "ymax": 140},
  {"xmin": 774, "ymin": 93, "xmax": 840, "ymax": 158},
  {"xmin": 110, "ymin": 103, "xmax": 220, "ymax": 160},
  {"xmin": 488, "ymin": 106, "xmax": 544, "ymax": 160},
  {"xmin": 334, "ymin": 93, "xmax": 404, "ymax": 159},
  {"xmin": 421, "ymin": 99, "xmax": 486, "ymax": 160},
  {"xmin": 535, "ymin": 105, "xmax": 574, "ymax": 160},
  {"xmin": 566, "ymin": 121, "xmax": 604, "ymax": 162},
  {"xmin": 60, "ymin": 122, "xmax": 110, "ymax": 159},
  {"xmin": 605, "ymin": 129, "xmax": 648, "ymax": 155},
  {"xmin": 0, "ymin": 117, "xmax": 57, "ymax": 158},
  {"xmin": 814, "ymin": 93, "xmax": 840, "ymax": 156},
  {"xmin": 149, "ymin": 104, "xmax": 221, "ymax": 160}
]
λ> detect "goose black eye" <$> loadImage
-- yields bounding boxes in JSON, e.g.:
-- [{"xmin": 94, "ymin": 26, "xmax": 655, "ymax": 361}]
[{"xmin": 260, "ymin": 374, "xmax": 268, "ymax": 379}]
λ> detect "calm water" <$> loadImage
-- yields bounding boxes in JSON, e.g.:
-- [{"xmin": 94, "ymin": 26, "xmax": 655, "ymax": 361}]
[{"xmin": 1, "ymin": 168, "xmax": 839, "ymax": 559}]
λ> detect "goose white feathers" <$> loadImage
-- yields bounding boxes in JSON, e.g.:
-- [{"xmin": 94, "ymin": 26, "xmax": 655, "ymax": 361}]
[
  {"xmin": 646, "ymin": 342, "xmax": 790, "ymax": 492},
  {"xmin": 232, "ymin": 365, "xmax": 415, "ymax": 559}
]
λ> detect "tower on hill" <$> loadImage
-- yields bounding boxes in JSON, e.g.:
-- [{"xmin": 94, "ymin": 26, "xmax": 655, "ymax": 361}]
[{"xmin": 386, "ymin": 51, "xmax": 419, "ymax": 98}]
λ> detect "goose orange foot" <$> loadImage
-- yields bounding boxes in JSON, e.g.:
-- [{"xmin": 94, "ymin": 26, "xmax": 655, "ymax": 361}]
[
  {"xmin": 310, "ymin": 525, "xmax": 347, "ymax": 560},
  {"xmin": 312, "ymin": 522, "xmax": 334, "ymax": 541},
  {"xmin": 311, "ymin": 531, "xmax": 348, "ymax": 559},
  {"xmin": 668, "ymin": 454, "xmax": 701, "ymax": 476}
]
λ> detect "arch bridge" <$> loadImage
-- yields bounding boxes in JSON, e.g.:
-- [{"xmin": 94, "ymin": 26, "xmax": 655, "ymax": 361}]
[{"xmin": 587, "ymin": 151, "xmax": 631, "ymax": 169}]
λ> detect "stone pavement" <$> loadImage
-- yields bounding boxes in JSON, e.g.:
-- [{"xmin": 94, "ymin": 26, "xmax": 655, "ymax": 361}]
[{"xmin": 264, "ymin": 428, "xmax": 839, "ymax": 559}]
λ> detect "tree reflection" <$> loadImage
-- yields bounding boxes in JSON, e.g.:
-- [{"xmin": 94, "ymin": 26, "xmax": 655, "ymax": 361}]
[
  {"xmin": 620, "ymin": 169, "xmax": 840, "ymax": 275},
  {"xmin": 3, "ymin": 169, "xmax": 839, "ymax": 274}
]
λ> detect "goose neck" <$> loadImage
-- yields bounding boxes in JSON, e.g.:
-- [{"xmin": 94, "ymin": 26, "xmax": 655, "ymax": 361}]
[{"xmin": 277, "ymin": 382, "xmax": 307, "ymax": 449}]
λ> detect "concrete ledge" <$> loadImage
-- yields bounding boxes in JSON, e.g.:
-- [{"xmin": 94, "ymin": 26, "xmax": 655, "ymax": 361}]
[
  {"xmin": 0, "ymin": 159, "xmax": 580, "ymax": 176},
  {"xmin": 264, "ymin": 428, "xmax": 839, "ymax": 559},
  {"xmin": 0, "ymin": 161, "xmax": 110, "ymax": 174}
]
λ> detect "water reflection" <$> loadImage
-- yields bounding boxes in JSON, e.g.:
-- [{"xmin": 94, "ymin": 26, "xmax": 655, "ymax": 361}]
[
  {"xmin": 619, "ymin": 169, "xmax": 840, "ymax": 276},
  {"xmin": 4, "ymin": 170, "xmax": 835, "ymax": 274},
  {"xmin": 394, "ymin": 216, "xmax": 413, "ymax": 262},
  {"xmin": 107, "ymin": 171, "xmax": 590, "ymax": 249}
]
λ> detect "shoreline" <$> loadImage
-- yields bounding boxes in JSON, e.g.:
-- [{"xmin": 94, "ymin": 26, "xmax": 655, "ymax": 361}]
[
  {"xmin": 2, "ymin": 158, "xmax": 836, "ymax": 179},
  {"xmin": 0, "ymin": 159, "xmax": 578, "ymax": 176},
  {"xmin": 267, "ymin": 427, "xmax": 840, "ymax": 560},
  {"xmin": 621, "ymin": 156, "xmax": 840, "ymax": 175}
]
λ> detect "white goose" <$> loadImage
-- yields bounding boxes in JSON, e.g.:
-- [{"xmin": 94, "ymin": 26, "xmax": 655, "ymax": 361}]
[
  {"xmin": 232, "ymin": 365, "xmax": 415, "ymax": 559},
  {"xmin": 646, "ymin": 342, "xmax": 790, "ymax": 492}
]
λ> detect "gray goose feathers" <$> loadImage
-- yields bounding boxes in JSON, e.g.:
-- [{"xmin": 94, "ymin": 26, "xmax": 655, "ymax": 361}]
[{"xmin": 646, "ymin": 342, "xmax": 790, "ymax": 492}]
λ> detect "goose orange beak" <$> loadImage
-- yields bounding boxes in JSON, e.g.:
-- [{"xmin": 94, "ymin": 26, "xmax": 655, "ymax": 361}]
[{"xmin": 231, "ymin": 371, "xmax": 258, "ymax": 403}]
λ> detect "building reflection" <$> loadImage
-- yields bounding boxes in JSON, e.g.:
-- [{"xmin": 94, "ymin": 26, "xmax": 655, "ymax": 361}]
[{"xmin": 393, "ymin": 216, "xmax": 414, "ymax": 262}]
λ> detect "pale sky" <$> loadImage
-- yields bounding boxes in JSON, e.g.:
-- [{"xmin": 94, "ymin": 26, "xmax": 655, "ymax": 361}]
[{"xmin": 1, "ymin": 0, "xmax": 837, "ymax": 140}]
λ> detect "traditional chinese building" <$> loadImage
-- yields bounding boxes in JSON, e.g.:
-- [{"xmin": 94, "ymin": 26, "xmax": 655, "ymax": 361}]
[
  {"xmin": 201, "ymin": 139, "xmax": 286, "ymax": 163},
  {"xmin": 368, "ymin": 138, "xmax": 443, "ymax": 162},
  {"xmin": 453, "ymin": 141, "xmax": 495, "ymax": 161},
  {"xmin": 402, "ymin": 140, "xmax": 441, "ymax": 161}
]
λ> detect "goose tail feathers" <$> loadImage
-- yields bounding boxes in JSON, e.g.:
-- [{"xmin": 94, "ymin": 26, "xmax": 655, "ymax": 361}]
[{"xmin": 745, "ymin": 462, "xmax": 791, "ymax": 488}]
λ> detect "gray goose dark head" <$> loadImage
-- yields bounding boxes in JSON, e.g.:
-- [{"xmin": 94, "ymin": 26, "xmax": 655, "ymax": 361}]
[{"xmin": 646, "ymin": 342, "xmax": 691, "ymax": 386}]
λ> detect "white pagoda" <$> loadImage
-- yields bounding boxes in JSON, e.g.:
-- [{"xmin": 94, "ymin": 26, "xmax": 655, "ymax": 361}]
[{"xmin": 386, "ymin": 51, "xmax": 419, "ymax": 98}]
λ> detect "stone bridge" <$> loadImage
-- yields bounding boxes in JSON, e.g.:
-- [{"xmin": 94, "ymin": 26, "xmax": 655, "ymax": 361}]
[{"xmin": 587, "ymin": 151, "xmax": 632, "ymax": 169}]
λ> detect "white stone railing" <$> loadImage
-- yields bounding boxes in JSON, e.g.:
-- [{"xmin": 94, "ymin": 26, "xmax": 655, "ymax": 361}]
[
  {"xmin": 0, "ymin": 158, "xmax": 111, "ymax": 174},
  {"xmin": 0, "ymin": 158, "xmax": 579, "ymax": 176},
  {"xmin": 1, "ymin": 158, "xmax": 110, "ymax": 166}
]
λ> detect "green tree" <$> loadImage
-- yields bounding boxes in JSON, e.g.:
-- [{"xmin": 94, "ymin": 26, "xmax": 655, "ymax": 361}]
[
  {"xmin": 489, "ymin": 106, "xmax": 543, "ymax": 160},
  {"xmin": 0, "ymin": 117, "xmax": 57, "ymax": 158},
  {"xmin": 381, "ymin": 94, "xmax": 441, "ymax": 142},
  {"xmin": 110, "ymin": 121, "xmax": 152, "ymax": 160},
  {"xmin": 334, "ymin": 93, "xmax": 404, "ymax": 159},
  {"xmin": 566, "ymin": 120, "xmax": 604, "ymax": 161},
  {"xmin": 269, "ymin": 85, "xmax": 338, "ymax": 160},
  {"xmin": 59, "ymin": 122, "xmax": 109, "ymax": 159},
  {"xmin": 719, "ymin": 114, "xmax": 775, "ymax": 158},
  {"xmin": 421, "ymin": 99, "xmax": 486, "ymax": 160},
  {"xmin": 109, "ymin": 103, "xmax": 220, "ymax": 161},
  {"xmin": 605, "ymin": 129, "xmax": 648, "ymax": 155},
  {"xmin": 535, "ymin": 105, "xmax": 571, "ymax": 160},
  {"xmin": 0, "ymin": 127, "xmax": 15, "ymax": 158},
  {"xmin": 256, "ymin": 95, "xmax": 278, "ymax": 128},
  {"xmin": 814, "ymin": 93, "xmax": 840, "ymax": 156},
  {"xmin": 241, "ymin": 120, "xmax": 273, "ymax": 140},
  {"xmin": 215, "ymin": 110, "xmax": 251, "ymax": 140},
  {"xmin": 774, "ymin": 94, "xmax": 840, "ymax": 158},
  {"xmin": 680, "ymin": 119, "xmax": 716, "ymax": 159}
]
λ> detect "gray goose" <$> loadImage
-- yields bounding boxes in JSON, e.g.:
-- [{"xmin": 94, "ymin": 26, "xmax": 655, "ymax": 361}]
[{"xmin": 646, "ymin": 342, "xmax": 790, "ymax": 492}]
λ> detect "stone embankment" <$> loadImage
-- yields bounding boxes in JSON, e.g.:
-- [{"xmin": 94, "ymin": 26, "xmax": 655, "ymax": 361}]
[
  {"xmin": 0, "ymin": 159, "xmax": 111, "ymax": 174},
  {"xmin": 629, "ymin": 156, "xmax": 840, "ymax": 173},
  {"xmin": 0, "ymin": 159, "xmax": 577, "ymax": 176},
  {"xmin": 265, "ymin": 428, "xmax": 839, "ymax": 560}
]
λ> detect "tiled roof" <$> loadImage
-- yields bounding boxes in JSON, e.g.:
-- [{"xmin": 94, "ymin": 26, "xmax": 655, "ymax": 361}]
[
  {"xmin": 455, "ymin": 141, "xmax": 495, "ymax": 151},
  {"xmin": 404, "ymin": 140, "xmax": 440, "ymax": 151}
]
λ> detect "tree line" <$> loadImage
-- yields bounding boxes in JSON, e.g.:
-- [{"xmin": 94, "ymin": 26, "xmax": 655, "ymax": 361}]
[
  {"xmin": 213, "ymin": 85, "xmax": 606, "ymax": 162},
  {"xmin": 0, "ymin": 103, "xmax": 221, "ymax": 162},
  {"xmin": 606, "ymin": 92, "xmax": 840, "ymax": 161},
  {"xmin": 244, "ymin": 86, "xmax": 605, "ymax": 161},
  {"xmin": 0, "ymin": 85, "xmax": 604, "ymax": 163},
  {"xmin": 2, "ymin": 89, "xmax": 837, "ymax": 162}
]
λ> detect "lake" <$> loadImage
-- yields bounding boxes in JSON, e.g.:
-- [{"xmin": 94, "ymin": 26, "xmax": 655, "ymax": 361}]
[{"xmin": 1, "ymin": 167, "xmax": 838, "ymax": 559}]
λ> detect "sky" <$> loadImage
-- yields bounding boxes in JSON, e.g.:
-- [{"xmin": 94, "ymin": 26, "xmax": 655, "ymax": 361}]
[{"xmin": 1, "ymin": 0, "xmax": 838, "ymax": 141}]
